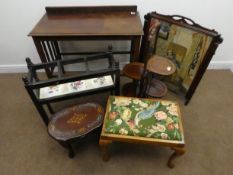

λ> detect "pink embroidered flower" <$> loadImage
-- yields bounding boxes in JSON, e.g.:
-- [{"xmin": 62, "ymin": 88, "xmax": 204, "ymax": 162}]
[
  {"xmin": 161, "ymin": 133, "xmax": 168, "ymax": 139},
  {"xmin": 154, "ymin": 111, "xmax": 168, "ymax": 121},
  {"xmin": 109, "ymin": 111, "xmax": 118, "ymax": 121},
  {"xmin": 167, "ymin": 123, "xmax": 175, "ymax": 131},
  {"xmin": 127, "ymin": 120, "xmax": 135, "ymax": 129},
  {"xmin": 157, "ymin": 124, "xmax": 166, "ymax": 132}
]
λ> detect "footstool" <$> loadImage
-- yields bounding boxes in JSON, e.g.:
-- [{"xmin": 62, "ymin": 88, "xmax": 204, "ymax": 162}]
[{"xmin": 99, "ymin": 96, "xmax": 185, "ymax": 168}]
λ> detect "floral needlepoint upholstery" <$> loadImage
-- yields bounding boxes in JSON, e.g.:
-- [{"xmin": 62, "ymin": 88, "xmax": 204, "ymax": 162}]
[{"xmin": 104, "ymin": 96, "xmax": 184, "ymax": 141}]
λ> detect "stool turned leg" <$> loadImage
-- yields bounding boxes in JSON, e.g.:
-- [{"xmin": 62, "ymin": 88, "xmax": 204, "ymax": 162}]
[
  {"xmin": 99, "ymin": 139, "xmax": 112, "ymax": 161},
  {"xmin": 167, "ymin": 147, "xmax": 185, "ymax": 168}
]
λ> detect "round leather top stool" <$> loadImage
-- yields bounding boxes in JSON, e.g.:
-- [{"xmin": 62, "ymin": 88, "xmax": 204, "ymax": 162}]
[{"xmin": 48, "ymin": 103, "xmax": 104, "ymax": 141}]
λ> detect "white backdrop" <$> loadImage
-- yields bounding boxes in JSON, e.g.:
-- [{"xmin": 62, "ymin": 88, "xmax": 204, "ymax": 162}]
[{"xmin": 0, "ymin": 0, "xmax": 233, "ymax": 72}]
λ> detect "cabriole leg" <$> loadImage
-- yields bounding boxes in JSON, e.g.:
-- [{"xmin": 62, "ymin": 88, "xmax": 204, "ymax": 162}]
[{"xmin": 167, "ymin": 146, "xmax": 185, "ymax": 168}]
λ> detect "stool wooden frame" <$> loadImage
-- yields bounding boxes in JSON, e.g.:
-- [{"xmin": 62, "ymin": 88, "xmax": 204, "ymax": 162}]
[{"xmin": 99, "ymin": 96, "xmax": 185, "ymax": 168}]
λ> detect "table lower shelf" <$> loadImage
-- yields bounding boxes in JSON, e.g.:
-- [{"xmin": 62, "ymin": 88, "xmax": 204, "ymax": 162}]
[
  {"xmin": 145, "ymin": 79, "xmax": 168, "ymax": 98},
  {"xmin": 122, "ymin": 82, "xmax": 137, "ymax": 97}
]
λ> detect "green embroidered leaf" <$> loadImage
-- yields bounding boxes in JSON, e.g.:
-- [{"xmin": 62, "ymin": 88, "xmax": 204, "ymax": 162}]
[
  {"xmin": 173, "ymin": 130, "xmax": 177, "ymax": 139},
  {"xmin": 176, "ymin": 130, "xmax": 181, "ymax": 141},
  {"xmin": 152, "ymin": 132, "xmax": 161, "ymax": 139}
]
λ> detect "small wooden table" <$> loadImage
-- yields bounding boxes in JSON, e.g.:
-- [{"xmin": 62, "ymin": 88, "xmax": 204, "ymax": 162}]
[
  {"xmin": 48, "ymin": 103, "xmax": 104, "ymax": 158},
  {"xmin": 143, "ymin": 55, "xmax": 176, "ymax": 98},
  {"xmin": 122, "ymin": 62, "xmax": 144, "ymax": 97},
  {"xmin": 29, "ymin": 6, "xmax": 143, "ymax": 77},
  {"xmin": 146, "ymin": 55, "xmax": 176, "ymax": 76},
  {"xmin": 99, "ymin": 96, "xmax": 185, "ymax": 168}
]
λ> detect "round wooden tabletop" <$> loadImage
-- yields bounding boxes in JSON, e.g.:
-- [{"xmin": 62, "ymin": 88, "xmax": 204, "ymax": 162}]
[
  {"xmin": 123, "ymin": 62, "xmax": 144, "ymax": 80},
  {"xmin": 146, "ymin": 55, "xmax": 176, "ymax": 76},
  {"xmin": 145, "ymin": 79, "xmax": 168, "ymax": 98},
  {"xmin": 48, "ymin": 103, "xmax": 104, "ymax": 141}
]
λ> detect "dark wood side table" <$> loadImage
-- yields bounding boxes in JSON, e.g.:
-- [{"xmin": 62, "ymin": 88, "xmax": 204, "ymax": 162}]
[
  {"xmin": 142, "ymin": 55, "xmax": 176, "ymax": 98},
  {"xmin": 48, "ymin": 103, "xmax": 104, "ymax": 158},
  {"xmin": 122, "ymin": 62, "xmax": 144, "ymax": 97},
  {"xmin": 28, "ymin": 6, "xmax": 143, "ymax": 77}
]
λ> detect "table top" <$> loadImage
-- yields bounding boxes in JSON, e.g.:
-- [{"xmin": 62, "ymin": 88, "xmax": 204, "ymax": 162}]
[
  {"xmin": 101, "ymin": 96, "xmax": 185, "ymax": 146},
  {"xmin": 48, "ymin": 103, "xmax": 104, "ymax": 141},
  {"xmin": 123, "ymin": 62, "xmax": 144, "ymax": 80},
  {"xmin": 145, "ymin": 79, "xmax": 168, "ymax": 98},
  {"xmin": 146, "ymin": 55, "xmax": 176, "ymax": 75},
  {"xmin": 29, "ymin": 6, "xmax": 143, "ymax": 37}
]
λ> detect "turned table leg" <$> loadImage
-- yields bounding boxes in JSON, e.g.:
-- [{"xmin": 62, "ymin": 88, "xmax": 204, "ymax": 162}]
[
  {"xmin": 58, "ymin": 141, "xmax": 75, "ymax": 158},
  {"xmin": 99, "ymin": 139, "xmax": 112, "ymax": 161},
  {"xmin": 167, "ymin": 147, "xmax": 185, "ymax": 168}
]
